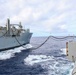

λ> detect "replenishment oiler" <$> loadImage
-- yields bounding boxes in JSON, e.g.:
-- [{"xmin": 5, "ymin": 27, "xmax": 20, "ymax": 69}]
[{"xmin": 0, "ymin": 19, "xmax": 32, "ymax": 51}]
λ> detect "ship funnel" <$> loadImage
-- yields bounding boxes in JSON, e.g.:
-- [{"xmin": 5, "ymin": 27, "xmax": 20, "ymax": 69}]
[{"xmin": 6, "ymin": 19, "xmax": 10, "ymax": 36}]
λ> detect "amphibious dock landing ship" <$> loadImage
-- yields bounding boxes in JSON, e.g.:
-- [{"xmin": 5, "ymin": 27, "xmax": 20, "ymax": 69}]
[{"xmin": 0, "ymin": 19, "xmax": 32, "ymax": 51}]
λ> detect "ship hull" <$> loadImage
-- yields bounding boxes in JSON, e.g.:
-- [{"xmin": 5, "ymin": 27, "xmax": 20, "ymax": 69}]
[{"xmin": 0, "ymin": 32, "xmax": 32, "ymax": 51}]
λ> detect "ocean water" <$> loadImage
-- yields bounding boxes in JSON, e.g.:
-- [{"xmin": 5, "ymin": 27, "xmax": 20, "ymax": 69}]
[{"xmin": 0, "ymin": 37, "xmax": 75, "ymax": 75}]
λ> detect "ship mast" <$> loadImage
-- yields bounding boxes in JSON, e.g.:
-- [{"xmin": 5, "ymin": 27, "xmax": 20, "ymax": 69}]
[{"xmin": 6, "ymin": 19, "xmax": 10, "ymax": 36}]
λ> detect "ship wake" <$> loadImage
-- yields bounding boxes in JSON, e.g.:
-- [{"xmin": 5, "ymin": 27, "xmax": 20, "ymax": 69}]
[
  {"xmin": 24, "ymin": 54, "xmax": 74, "ymax": 75},
  {"xmin": 0, "ymin": 44, "xmax": 32, "ymax": 60},
  {"xmin": 24, "ymin": 47, "xmax": 74, "ymax": 75}
]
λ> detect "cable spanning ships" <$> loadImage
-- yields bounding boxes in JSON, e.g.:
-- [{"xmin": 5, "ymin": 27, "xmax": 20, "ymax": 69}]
[{"xmin": 0, "ymin": 19, "xmax": 32, "ymax": 51}]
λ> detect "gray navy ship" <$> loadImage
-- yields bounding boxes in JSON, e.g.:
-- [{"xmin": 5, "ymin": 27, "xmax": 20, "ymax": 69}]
[{"xmin": 0, "ymin": 19, "xmax": 32, "ymax": 51}]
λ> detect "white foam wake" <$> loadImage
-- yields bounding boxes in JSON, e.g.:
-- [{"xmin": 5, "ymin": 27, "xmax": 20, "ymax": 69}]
[
  {"xmin": 60, "ymin": 48, "xmax": 66, "ymax": 55},
  {"xmin": 0, "ymin": 44, "xmax": 32, "ymax": 60},
  {"xmin": 24, "ymin": 54, "xmax": 74, "ymax": 75},
  {"xmin": 24, "ymin": 55, "xmax": 54, "ymax": 65}
]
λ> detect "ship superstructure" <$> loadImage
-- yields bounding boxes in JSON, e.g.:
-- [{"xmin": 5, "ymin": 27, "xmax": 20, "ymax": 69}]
[
  {"xmin": 0, "ymin": 19, "xmax": 32, "ymax": 51},
  {"xmin": 66, "ymin": 41, "xmax": 76, "ymax": 75}
]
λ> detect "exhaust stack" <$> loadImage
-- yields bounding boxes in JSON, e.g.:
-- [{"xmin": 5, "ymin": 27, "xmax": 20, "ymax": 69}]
[{"xmin": 6, "ymin": 19, "xmax": 10, "ymax": 36}]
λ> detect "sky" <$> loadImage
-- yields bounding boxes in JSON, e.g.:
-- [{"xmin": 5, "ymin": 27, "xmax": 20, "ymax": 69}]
[{"xmin": 0, "ymin": 0, "xmax": 76, "ymax": 36}]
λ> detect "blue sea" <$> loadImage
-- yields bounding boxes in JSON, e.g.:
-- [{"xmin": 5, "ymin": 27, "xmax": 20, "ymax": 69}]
[{"xmin": 0, "ymin": 36, "xmax": 75, "ymax": 75}]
